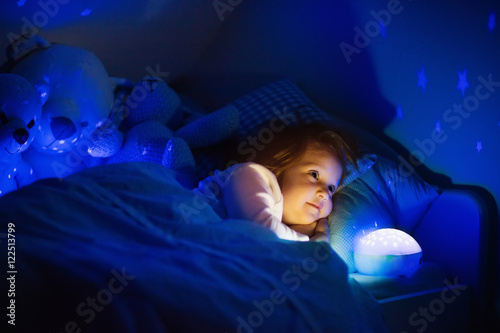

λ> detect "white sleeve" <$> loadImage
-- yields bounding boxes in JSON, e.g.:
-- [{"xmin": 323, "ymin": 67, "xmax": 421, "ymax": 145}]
[{"xmin": 223, "ymin": 163, "xmax": 309, "ymax": 241}]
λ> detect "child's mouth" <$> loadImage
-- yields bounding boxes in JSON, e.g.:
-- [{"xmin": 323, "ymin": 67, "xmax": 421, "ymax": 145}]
[{"xmin": 307, "ymin": 202, "xmax": 320, "ymax": 211}]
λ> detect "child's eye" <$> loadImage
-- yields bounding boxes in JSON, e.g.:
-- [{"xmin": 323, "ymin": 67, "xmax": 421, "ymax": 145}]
[{"xmin": 309, "ymin": 171, "xmax": 319, "ymax": 179}]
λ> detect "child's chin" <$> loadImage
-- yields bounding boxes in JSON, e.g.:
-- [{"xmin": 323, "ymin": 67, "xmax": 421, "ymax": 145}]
[
  {"xmin": 293, "ymin": 220, "xmax": 316, "ymax": 226},
  {"xmin": 284, "ymin": 213, "xmax": 320, "ymax": 226}
]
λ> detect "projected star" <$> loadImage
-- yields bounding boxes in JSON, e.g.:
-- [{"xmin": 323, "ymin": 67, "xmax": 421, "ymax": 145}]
[
  {"xmin": 396, "ymin": 105, "xmax": 403, "ymax": 119},
  {"xmin": 435, "ymin": 120, "xmax": 442, "ymax": 133},
  {"xmin": 81, "ymin": 8, "xmax": 92, "ymax": 16},
  {"xmin": 379, "ymin": 22, "xmax": 387, "ymax": 38},
  {"xmin": 476, "ymin": 141, "xmax": 482, "ymax": 153},
  {"xmin": 488, "ymin": 12, "xmax": 496, "ymax": 33},
  {"xmin": 457, "ymin": 69, "xmax": 469, "ymax": 96},
  {"xmin": 17, "ymin": 0, "xmax": 25, "ymax": 6},
  {"xmin": 417, "ymin": 66, "xmax": 427, "ymax": 92}
]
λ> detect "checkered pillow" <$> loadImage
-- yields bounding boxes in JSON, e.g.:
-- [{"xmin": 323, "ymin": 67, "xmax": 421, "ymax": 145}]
[
  {"xmin": 231, "ymin": 77, "xmax": 333, "ymax": 141},
  {"xmin": 192, "ymin": 78, "xmax": 375, "ymax": 187},
  {"xmin": 329, "ymin": 156, "xmax": 439, "ymax": 273}
]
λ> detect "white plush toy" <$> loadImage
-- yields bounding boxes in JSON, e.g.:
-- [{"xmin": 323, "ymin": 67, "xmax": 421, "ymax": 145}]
[
  {"xmin": 1, "ymin": 34, "xmax": 238, "ymax": 191},
  {"xmin": 8, "ymin": 35, "xmax": 114, "ymax": 154},
  {"xmin": 88, "ymin": 77, "xmax": 239, "ymax": 188},
  {"xmin": 4, "ymin": 34, "xmax": 115, "ymax": 180},
  {"xmin": 0, "ymin": 73, "xmax": 41, "ymax": 196}
]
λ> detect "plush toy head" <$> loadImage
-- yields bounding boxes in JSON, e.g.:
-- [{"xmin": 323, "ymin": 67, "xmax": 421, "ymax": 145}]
[
  {"xmin": 9, "ymin": 36, "xmax": 114, "ymax": 154},
  {"xmin": 90, "ymin": 77, "xmax": 181, "ymax": 162},
  {"xmin": 0, "ymin": 73, "xmax": 41, "ymax": 196},
  {"xmin": 0, "ymin": 73, "xmax": 42, "ymax": 158},
  {"xmin": 106, "ymin": 120, "xmax": 174, "ymax": 164},
  {"xmin": 0, "ymin": 155, "xmax": 37, "ymax": 196},
  {"xmin": 123, "ymin": 77, "xmax": 181, "ymax": 129},
  {"xmin": 87, "ymin": 71, "xmax": 239, "ymax": 190}
]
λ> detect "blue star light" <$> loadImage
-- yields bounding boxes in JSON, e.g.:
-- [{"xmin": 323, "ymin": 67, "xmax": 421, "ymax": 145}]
[
  {"xmin": 417, "ymin": 66, "xmax": 427, "ymax": 92},
  {"xmin": 435, "ymin": 120, "xmax": 442, "ymax": 133},
  {"xmin": 396, "ymin": 105, "xmax": 403, "ymax": 119},
  {"xmin": 488, "ymin": 12, "xmax": 496, "ymax": 33},
  {"xmin": 81, "ymin": 8, "xmax": 92, "ymax": 17},
  {"xmin": 17, "ymin": 0, "xmax": 25, "ymax": 6},
  {"xmin": 457, "ymin": 69, "xmax": 469, "ymax": 96},
  {"xmin": 379, "ymin": 22, "xmax": 387, "ymax": 38},
  {"xmin": 476, "ymin": 141, "xmax": 482, "ymax": 153}
]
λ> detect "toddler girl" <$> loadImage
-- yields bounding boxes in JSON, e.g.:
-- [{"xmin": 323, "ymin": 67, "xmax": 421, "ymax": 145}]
[{"xmin": 194, "ymin": 123, "xmax": 357, "ymax": 242}]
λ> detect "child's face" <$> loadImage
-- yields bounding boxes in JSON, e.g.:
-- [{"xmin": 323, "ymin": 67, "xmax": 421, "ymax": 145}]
[{"xmin": 280, "ymin": 146, "xmax": 342, "ymax": 225}]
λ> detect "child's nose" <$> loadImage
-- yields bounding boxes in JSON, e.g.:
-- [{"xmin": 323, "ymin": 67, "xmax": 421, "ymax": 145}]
[{"xmin": 316, "ymin": 186, "xmax": 328, "ymax": 199}]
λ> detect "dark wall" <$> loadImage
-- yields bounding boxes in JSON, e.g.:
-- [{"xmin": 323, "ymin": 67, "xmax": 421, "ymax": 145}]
[{"xmin": 0, "ymin": 0, "xmax": 222, "ymax": 82}]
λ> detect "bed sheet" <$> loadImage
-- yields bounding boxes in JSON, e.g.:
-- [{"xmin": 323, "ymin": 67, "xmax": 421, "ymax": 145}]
[{"xmin": 0, "ymin": 162, "xmax": 386, "ymax": 332}]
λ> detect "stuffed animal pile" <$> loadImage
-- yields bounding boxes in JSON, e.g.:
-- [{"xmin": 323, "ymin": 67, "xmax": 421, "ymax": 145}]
[
  {"xmin": 0, "ymin": 34, "xmax": 239, "ymax": 196},
  {"xmin": 0, "ymin": 73, "xmax": 40, "ymax": 196}
]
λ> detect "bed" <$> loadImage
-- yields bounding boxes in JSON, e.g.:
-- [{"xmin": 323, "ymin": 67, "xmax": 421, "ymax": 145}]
[
  {"xmin": 2, "ymin": 160, "xmax": 390, "ymax": 333},
  {"xmin": 0, "ymin": 75, "xmax": 495, "ymax": 333}
]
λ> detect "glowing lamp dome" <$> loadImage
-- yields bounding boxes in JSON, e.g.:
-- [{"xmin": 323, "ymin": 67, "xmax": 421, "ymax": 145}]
[{"xmin": 354, "ymin": 228, "xmax": 422, "ymax": 277}]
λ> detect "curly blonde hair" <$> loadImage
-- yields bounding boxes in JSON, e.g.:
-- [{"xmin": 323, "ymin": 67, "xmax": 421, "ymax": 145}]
[{"xmin": 236, "ymin": 123, "xmax": 359, "ymax": 186}]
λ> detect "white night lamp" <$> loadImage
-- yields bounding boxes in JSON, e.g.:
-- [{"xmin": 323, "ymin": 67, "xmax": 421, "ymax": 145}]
[{"xmin": 354, "ymin": 228, "xmax": 422, "ymax": 277}]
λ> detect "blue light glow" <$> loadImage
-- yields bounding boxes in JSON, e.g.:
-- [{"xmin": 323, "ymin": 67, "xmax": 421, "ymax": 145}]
[
  {"xmin": 396, "ymin": 105, "xmax": 403, "ymax": 119},
  {"xmin": 476, "ymin": 141, "xmax": 483, "ymax": 153},
  {"xmin": 379, "ymin": 22, "xmax": 386, "ymax": 38},
  {"xmin": 81, "ymin": 9, "xmax": 92, "ymax": 17},
  {"xmin": 417, "ymin": 65, "xmax": 427, "ymax": 92},
  {"xmin": 435, "ymin": 119, "xmax": 442, "ymax": 133},
  {"xmin": 457, "ymin": 69, "xmax": 469, "ymax": 96},
  {"xmin": 488, "ymin": 11, "xmax": 496, "ymax": 33}
]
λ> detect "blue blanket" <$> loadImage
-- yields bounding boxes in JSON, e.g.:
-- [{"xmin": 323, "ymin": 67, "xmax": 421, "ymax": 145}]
[{"xmin": 0, "ymin": 162, "xmax": 386, "ymax": 332}]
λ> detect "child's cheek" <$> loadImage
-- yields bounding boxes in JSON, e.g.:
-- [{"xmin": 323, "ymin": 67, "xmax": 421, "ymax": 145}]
[{"xmin": 325, "ymin": 202, "xmax": 333, "ymax": 216}]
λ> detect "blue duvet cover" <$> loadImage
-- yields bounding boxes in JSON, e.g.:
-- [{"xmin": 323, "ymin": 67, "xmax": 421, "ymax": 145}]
[{"xmin": 0, "ymin": 162, "xmax": 386, "ymax": 332}]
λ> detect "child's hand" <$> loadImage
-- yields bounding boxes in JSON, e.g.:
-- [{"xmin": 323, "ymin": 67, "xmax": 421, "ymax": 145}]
[
  {"xmin": 310, "ymin": 218, "xmax": 330, "ymax": 243},
  {"xmin": 287, "ymin": 221, "xmax": 317, "ymax": 237}
]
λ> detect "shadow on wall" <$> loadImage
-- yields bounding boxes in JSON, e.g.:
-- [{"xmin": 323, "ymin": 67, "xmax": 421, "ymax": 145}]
[
  {"xmin": 173, "ymin": 0, "xmax": 455, "ymax": 188},
  {"xmin": 174, "ymin": 0, "xmax": 398, "ymax": 133},
  {"xmin": 0, "ymin": 0, "xmax": 224, "ymax": 82}
]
